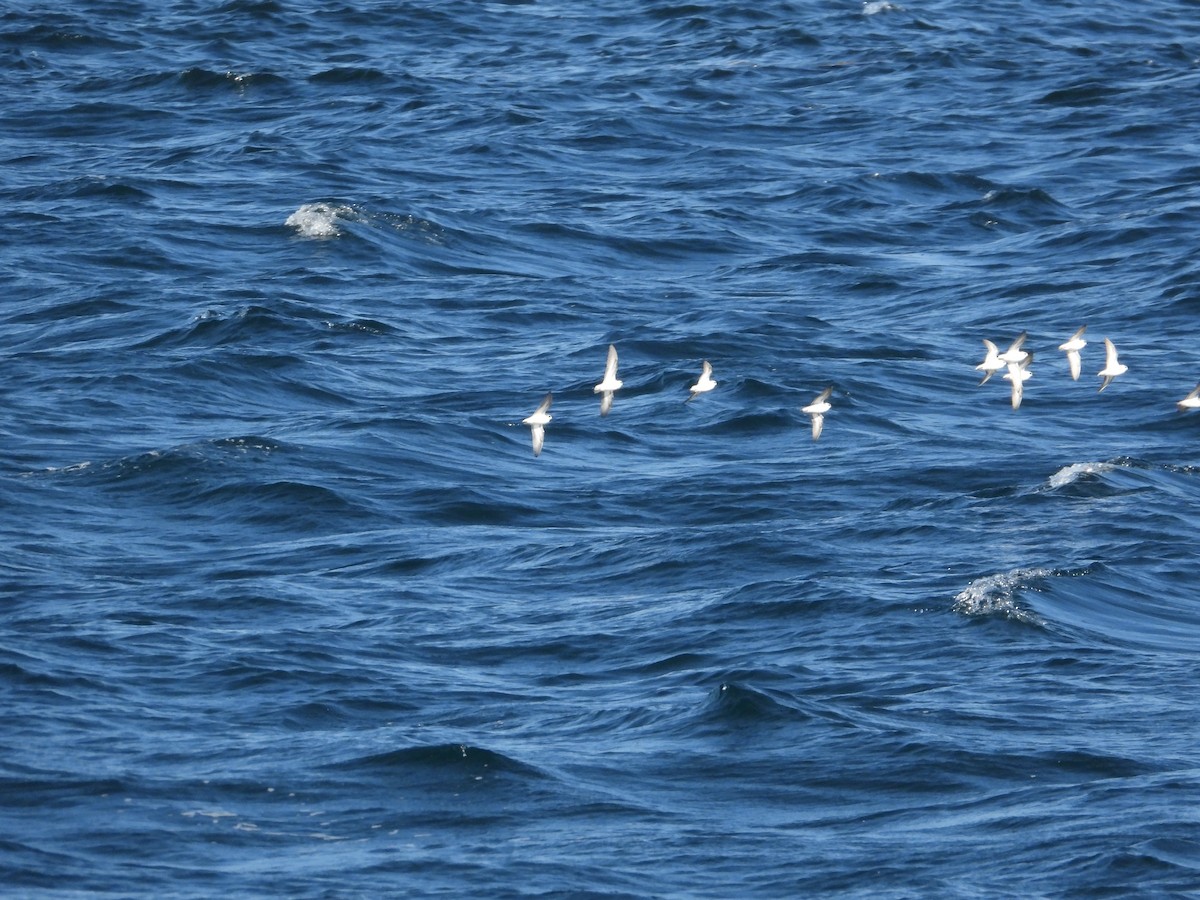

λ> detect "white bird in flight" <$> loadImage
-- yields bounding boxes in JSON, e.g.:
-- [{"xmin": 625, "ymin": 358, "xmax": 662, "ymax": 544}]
[
  {"xmin": 522, "ymin": 392, "xmax": 553, "ymax": 456},
  {"xmin": 593, "ymin": 344, "xmax": 622, "ymax": 417},
  {"xmin": 688, "ymin": 360, "xmax": 716, "ymax": 400},
  {"xmin": 1177, "ymin": 383, "xmax": 1200, "ymax": 412},
  {"xmin": 802, "ymin": 387, "xmax": 833, "ymax": 440},
  {"xmin": 1003, "ymin": 353, "xmax": 1033, "ymax": 410},
  {"xmin": 975, "ymin": 339, "xmax": 1004, "ymax": 385},
  {"xmin": 999, "ymin": 331, "xmax": 1030, "ymax": 367},
  {"xmin": 1097, "ymin": 338, "xmax": 1127, "ymax": 392},
  {"xmin": 1058, "ymin": 326, "xmax": 1087, "ymax": 381}
]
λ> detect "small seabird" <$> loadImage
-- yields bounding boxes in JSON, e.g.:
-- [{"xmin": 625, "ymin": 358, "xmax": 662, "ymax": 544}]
[
  {"xmin": 1097, "ymin": 338, "xmax": 1127, "ymax": 392},
  {"xmin": 1002, "ymin": 353, "xmax": 1033, "ymax": 410},
  {"xmin": 1178, "ymin": 383, "xmax": 1200, "ymax": 412},
  {"xmin": 688, "ymin": 360, "xmax": 716, "ymax": 400},
  {"xmin": 522, "ymin": 392, "xmax": 553, "ymax": 456},
  {"xmin": 976, "ymin": 339, "xmax": 1004, "ymax": 385},
  {"xmin": 1058, "ymin": 326, "xmax": 1087, "ymax": 381},
  {"xmin": 802, "ymin": 387, "xmax": 833, "ymax": 440},
  {"xmin": 593, "ymin": 344, "xmax": 622, "ymax": 416},
  {"xmin": 999, "ymin": 331, "xmax": 1030, "ymax": 367}
]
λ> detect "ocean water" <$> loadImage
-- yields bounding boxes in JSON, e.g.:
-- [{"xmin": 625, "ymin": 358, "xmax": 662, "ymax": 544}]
[{"xmin": 4, "ymin": 0, "xmax": 1200, "ymax": 895}]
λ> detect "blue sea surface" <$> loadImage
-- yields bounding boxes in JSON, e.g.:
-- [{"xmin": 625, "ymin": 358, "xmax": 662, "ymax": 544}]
[{"xmin": 4, "ymin": 1, "xmax": 1200, "ymax": 896}]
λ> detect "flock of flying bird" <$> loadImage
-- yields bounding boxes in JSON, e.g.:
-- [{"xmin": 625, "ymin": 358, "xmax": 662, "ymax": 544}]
[
  {"xmin": 974, "ymin": 326, "xmax": 1126, "ymax": 410},
  {"xmin": 978, "ymin": 325, "xmax": 1198, "ymax": 414},
  {"xmin": 518, "ymin": 329, "xmax": 1200, "ymax": 457}
]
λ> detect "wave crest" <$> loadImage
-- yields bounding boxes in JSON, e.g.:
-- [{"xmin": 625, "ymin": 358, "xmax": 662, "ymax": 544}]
[
  {"xmin": 285, "ymin": 202, "xmax": 354, "ymax": 238},
  {"xmin": 952, "ymin": 567, "xmax": 1049, "ymax": 625},
  {"xmin": 1045, "ymin": 461, "xmax": 1118, "ymax": 489}
]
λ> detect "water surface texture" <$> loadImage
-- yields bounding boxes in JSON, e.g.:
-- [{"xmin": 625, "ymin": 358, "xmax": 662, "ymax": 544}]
[{"xmin": 4, "ymin": 1, "xmax": 1200, "ymax": 896}]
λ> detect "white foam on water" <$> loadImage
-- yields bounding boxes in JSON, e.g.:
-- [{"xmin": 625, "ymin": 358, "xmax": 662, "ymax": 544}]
[
  {"xmin": 285, "ymin": 202, "xmax": 354, "ymax": 238},
  {"xmin": 952, "ymin": 567, "xmax": 1049, "ymax": 624},
  {"xmin": 1045, "ymin": 461, "xmax": 1118, "ymax": 489}
]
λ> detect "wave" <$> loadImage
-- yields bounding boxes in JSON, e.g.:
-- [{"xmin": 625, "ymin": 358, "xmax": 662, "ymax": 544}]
[
  {"xmin": 178, "ymin": 66, "xmax": 289, "ymax": 92},
  {"xmin": 703, "ymin": 680, "xmax": 811, "ymax": 725},
  {"xmin": 131, "ymin": 300, "xmax": 375, "ymax": 351},
  {"xmin": 952, "ymin": 567, "xmax": 1051, "ymax": 626},
  {"xmin": 16, "ymin": 435, "xmax": 383, "ymax": 529},
  {"xmin": 1034, "ymin": 458, "xmax": 1198, "ymax": 503},
  {"xmin": 27, "ymin": 435, "xmax": 286, "ymax": 481},
  {"xmin": 326, "ymin": 743, "xmax": 549, "ymax": 790},
  {"xmin": 1032, "ymin": 459, "xmax": 1144, "ymax": 502},
  {"xmin": 1035, "ymin": 562, "xmax": 1200, "ymax": 654},
  {"xmin": 308, "ymin": 67, "xmax": 391, "ymax": 85},
  {"xmin": 1043, "ymin": 460, "xmax": 1120, "ymax": 489},
  {"xmin": 955, "ymin": 561, "xmax": 1200, "ymax": 653},
  {"xmin": 285, "ymin": 202, "xmax": 356, "ymax": 238},
  {"xmin": 664, "ymin": 673, "xmax": 869, "ymax": 736}
]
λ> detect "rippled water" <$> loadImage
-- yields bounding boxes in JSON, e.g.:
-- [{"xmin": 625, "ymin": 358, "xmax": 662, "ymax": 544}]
[{"xmin": 4, "ymin": 1, "xmax": 1200, "ymax": 896}]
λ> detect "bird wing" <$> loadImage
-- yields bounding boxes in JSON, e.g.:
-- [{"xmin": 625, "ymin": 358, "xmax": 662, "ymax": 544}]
[{"xmin": 1104, "ymin": 338, "xmax": 1118, "ymax": 368}]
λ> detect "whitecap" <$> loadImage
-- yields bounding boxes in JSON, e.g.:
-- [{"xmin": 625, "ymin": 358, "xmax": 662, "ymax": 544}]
[
  {"xmin": 285, "ymin": 202, "xmax": 354, "ymax": 238},
  {"xmin": 1045, "ymin": 461, "xmax": 1117, "ymax": 490},
  {"xmin": 952, "ymin": 567, "xmax": 1048, "ymax": 624},
  {"xmin": 863, "ymin": 1, "xmax": 901, "ymax": 14}
]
